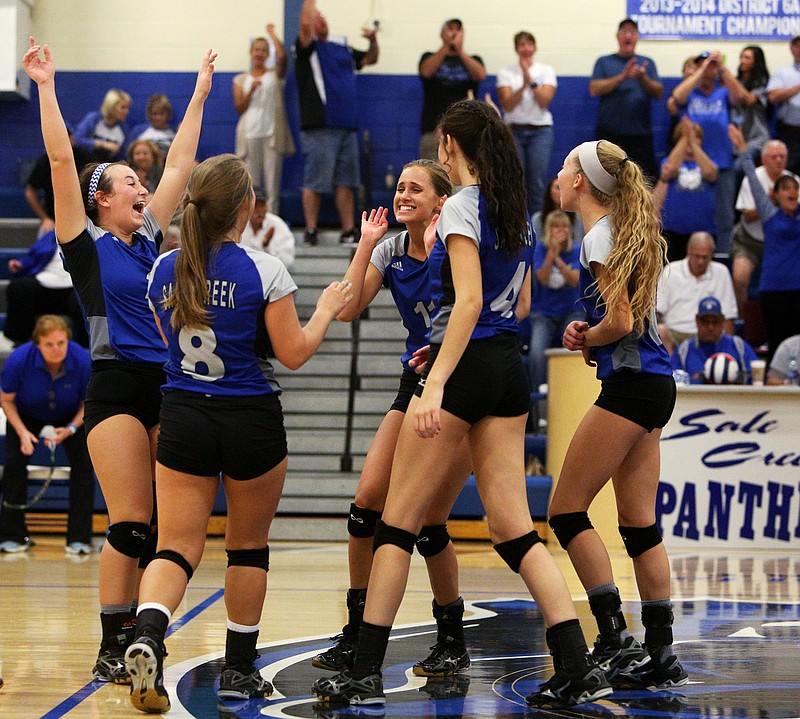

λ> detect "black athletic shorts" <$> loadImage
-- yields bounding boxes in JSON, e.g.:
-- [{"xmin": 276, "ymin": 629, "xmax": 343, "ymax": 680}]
[
  {"xmin": 594, "ymin": 370, "xmax": 676, "ymax": 432},
  {"xmin": 415, "ymin": 334, "xmax": 530, "ymax": 425},
  {"xmin": 157, "ymin": 390, "xmax": 287, "ymax": 480},
  {"xmin": 389, "ymin": 370, "xmax": 420, "ymax": 413},
  {"xmin": 83, "ymin": 360, "xmax": 166, "ymax": 433}
]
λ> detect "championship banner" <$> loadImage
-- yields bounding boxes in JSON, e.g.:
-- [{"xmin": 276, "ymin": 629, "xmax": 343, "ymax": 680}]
[
  {"xmin": 628, "ymin": 0, "xmax": 800, "ymax": 41},
  {"xmin": 657, "ymin": 386, "xmax": 800, "ymax": 549}
]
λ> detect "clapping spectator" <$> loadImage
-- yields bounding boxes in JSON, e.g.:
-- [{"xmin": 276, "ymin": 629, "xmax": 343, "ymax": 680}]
[
  {"xmin": 654, "ymin": 116, "xmax": 718, "ymax": 261},
  {"xmin": 670, "ymin": 50, "xmax": 749, "ymax": 254},
  {"xmin": 528, "ymin": 210, "xmax": 584, "ymax": 392},
  {"xmin": 497, "ymin": 31, "xmax": 556, "ymax": 215},
  {"xmin": 531, "ymin": 176, "xmax": 584, "ymax": 245}
]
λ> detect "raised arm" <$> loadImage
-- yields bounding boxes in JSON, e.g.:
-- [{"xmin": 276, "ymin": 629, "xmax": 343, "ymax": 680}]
[
  {"xmin": 670, "ymin": 60, "xmax": 706, "ymax": 107},
  {"xmin": 730, "ymin": 125, "xmax": 777, "ymax": 224},
  {"xmin": 299, "ymin": 0, "xmax": 317, "ymax": 49},
  {"xmin": 267, "ymin": 24, "xmax": 288, "ymax": 79},
  {"xmin": 338, "ymin": 207, "xmax": 388, "ymax": 321},
  {"xmin": 360, "ymin": 26, "xmax": 379, "ymax": 67},
  {"xmin": 22, "ymin": 38, "xmax": 84, "ymax": 244},
  {"xmin": 148, "ymin": 49, "xmax": 216, "ymax": 232}
]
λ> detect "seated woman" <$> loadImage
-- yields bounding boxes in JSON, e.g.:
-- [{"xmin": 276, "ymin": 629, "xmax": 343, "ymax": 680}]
[
  {"xmin": 655, "ymin": 116, "xmax": 718, "ymax": 261},
  {"xmin": 531, "ymin": 176, "xmax": 584, "ymax": 244},
  {"xmin": 127, "ymin": 93, "xmax": 176, "ymax": 155},
  {"xmin": 528, "ymin": 210, "xmax": 585, "ymax": 392},
  {"xmin": 0, "ymin": 315, "xmax": 94, "ymax": 555},
  {"xmin": 127, "ymin": 139, "xmax": 164, "ymax": 196},
  {"xmin": 73, "ymin": 88, "xmax": 131, "ymax": 161}
]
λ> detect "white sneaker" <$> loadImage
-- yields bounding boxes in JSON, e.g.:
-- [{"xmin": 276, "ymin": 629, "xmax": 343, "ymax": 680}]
[
  {"xmin": 0, "ymin": 540, "xmax": 31, "ymax": 553},
  {"xmin": 65, "ymin": 542, "xmax": 93, "ymax": 555}
]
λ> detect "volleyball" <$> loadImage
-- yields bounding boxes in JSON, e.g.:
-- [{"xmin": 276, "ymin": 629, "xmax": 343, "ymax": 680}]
[{"xmin": 704, "ymin": 352, "xmax": 739, "ymax": 385}]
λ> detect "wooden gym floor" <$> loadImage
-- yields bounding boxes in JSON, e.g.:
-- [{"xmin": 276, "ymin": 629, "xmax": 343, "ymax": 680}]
[{"xmin": 0, "ymin": 534, "xmax": 798, "ymax": 718}]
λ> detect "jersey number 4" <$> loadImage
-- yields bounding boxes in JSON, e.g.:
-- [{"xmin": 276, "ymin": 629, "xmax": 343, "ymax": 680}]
[{"xmin": 489, "ymin": 262, "xmax": 527, "ymax": 319}]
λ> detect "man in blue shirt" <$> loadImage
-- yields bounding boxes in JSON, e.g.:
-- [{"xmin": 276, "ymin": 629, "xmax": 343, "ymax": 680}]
[
  {"xmin": 589, "ymin": 18, "xmax": 663, "ymax": 181},
  {"xmin": 295, "ymin": 0, "xmax": 379, "ymax": 246},
  {"xmin": 672, "ymin": 296, "xmax": 757, "ymax": 384}
]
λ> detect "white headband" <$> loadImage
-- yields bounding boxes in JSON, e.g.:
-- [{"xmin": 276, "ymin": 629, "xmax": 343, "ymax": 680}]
[{"xmin": 577, "ymin": 141, "xmax": 618, "ymax": 196}]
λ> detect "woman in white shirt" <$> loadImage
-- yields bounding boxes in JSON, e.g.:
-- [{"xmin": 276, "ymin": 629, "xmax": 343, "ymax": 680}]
[
  {"xmin": 497, "ymin": 31, "xmax": 557, "ymax": 215},
  {"xmin": 233, "ymin": 24, "xmax": 295, "ymax": 216}
]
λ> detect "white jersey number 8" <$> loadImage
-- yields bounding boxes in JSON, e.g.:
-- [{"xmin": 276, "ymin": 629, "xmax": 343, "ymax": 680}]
[{"xmin": 178, "ymin": 326, "xmax": 225, "ymax": 382}]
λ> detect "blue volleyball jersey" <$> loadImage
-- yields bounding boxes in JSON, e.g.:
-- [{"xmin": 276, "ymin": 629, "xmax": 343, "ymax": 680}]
[
  {"xmin": 147, "ymin": 243, "xmax": 297, "ymax": 396},
  {"xmin": 579, "ymin": 216, "xmax": 671, "ymax": 379},
  {"xmin": 429, "ymin": 186, "xmax": 533, "ymax": 344},
  {"xmin": 59, "ymin": 209, "xmax": 167, "ymax": 364},
  {"xmin": 370, "ymin": 231, "xmax": 433, "ymax": 372}
]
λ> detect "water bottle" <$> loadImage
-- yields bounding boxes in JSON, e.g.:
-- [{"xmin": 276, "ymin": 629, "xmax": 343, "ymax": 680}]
[{"xmin": 787, "ymin": 356, "xmax": 799, "ymax": 386}]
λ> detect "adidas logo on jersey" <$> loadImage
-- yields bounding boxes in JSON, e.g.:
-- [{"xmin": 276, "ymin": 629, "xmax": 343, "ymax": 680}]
[{"xmin": 391, "ymin": 261, "xmax": 404, "ymax": 272}]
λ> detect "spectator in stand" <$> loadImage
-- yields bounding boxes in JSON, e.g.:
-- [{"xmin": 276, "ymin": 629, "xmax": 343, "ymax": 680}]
[
  {"xmin": 589, "ymin": 18, "xmax": 663, "ymax": 182},
  {"xmin": 666, "ymin": 57, "xmax": 700, "ymax": 151},
  {"xmin": 127, "ymin": 140, "xmax": 164, "ymax": 197},
  {"xmin": 294, "ymin": 0, "xmax": 379, "ymax": 246},
  {"xmin": 4, "ymin": 230, "xmax": 88, "ymax": 348},
  {"xmin": 240, "ymin": 189, "xmax": 295, "ymax": 268},
  {"xmin": 670, "ymin": 50, "xmax": 750, "ymax": 254},
  {"xmin": 418, "ymin": 19, "xmax": 486, "ymax": 161},
  {"xmin": 127, "ymin": 94, "xmax": 176, "ymax": 156},
  {"xmin": 25, "ymin": 123, "xmax": 91, "ymax": 237},
  {"xmin": 657, "ymin": 232, "xmax": 737, "ymax": 355},
  {"xmin": 233, "ymin": 25, "xmax": 295, "ymax": 217},
  {"xmin": 767, "ymin": 35, "xmax": 800, "ymax": 175},
  {"xmin": 496, "ymin": 31, "xmax": 556, "ymax": 215},
  {"xmin": 671, "ymin": 296, "xmax": 757, "ymax": 384},
  {"xmin": 0, "ymin": 315, "xmax": 94, "ymax": 555},
  {"xmin": 654, "ymin": 117, "xmax": 718, "ymax": 261},
  {"xmin": 731, "ymin": 140, "xmax": 798, "ymax": 314},
  {"xmin": 731, "ymin": 46, "xmax": 771, "ymax": 159},
  {"xmin": 73, "ymin": 88, "xmax": 131, "ymax": 162},
  {"xmin": 528, "ymin": 210, "xmax": 584, "ymax": 392},
  {"xmin": 767, "ymin": 333, "xmax": 800, "ymax": 384},
  {"xmin": 731, "ymin": 125, "xmax": 800, "ymax": 363},
  {"xmin": 532, "ymin": 176, "xmax": 584, "ymax": 245}
]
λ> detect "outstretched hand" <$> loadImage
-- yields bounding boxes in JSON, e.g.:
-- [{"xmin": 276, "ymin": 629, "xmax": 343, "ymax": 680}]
[
  {"xmin": 359, "ymin": 207, "xmax": 389, "ymax": 246},
  {"xmin": 318, "ymin": 279, "xmax": 354, "ymax": 318},
  {"xmin": 423, "ymin": 211, "xmax": 441, "ymax": 255},
  {"xmin": 22, "ymin": 37, "xmax": 55, "ymax": 85},
  {"xmin": 194, "ymin": 49, "xmax": 217, "ymax": 100}
]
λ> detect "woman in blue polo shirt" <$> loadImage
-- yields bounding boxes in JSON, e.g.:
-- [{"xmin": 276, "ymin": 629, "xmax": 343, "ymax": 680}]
[{"xmin": 0, "ymin": 315, "xmax": 92, "ymax": 554}]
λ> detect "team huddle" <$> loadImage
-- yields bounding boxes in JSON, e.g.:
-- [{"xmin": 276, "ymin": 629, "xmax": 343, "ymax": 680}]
[{"xmin": 23, "ymin": 26, "xmax": 686, "ymax": 714}]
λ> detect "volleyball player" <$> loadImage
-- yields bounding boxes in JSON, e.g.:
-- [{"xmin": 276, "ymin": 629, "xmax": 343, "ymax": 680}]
[
  {"xmin": 22, "ymin": 38, "xmax": 216, "ymax": 683},
  {"xmin": 312, "ymin": 101, "xmax": 612, "ymax": 710},
  {"xmin": 549, "ymin": 139, "xmax": 688, "ymax": 689},
  {"xmin": 312, "ymin": 160, "xmax": 473, "ymax": 679},
  {"xmin": 123, "ymin": 154, "xmax": 351, "ymax": 713}
]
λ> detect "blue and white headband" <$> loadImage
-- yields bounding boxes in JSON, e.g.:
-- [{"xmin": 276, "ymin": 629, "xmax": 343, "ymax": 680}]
[{"xmin": 87, "ymin": 162, "xmax": 111, "ymax": 209}]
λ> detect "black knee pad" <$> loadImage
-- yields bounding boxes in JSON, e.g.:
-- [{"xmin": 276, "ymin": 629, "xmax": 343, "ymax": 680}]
[
  {"xmin": 106, "ymin": 522, "xmax": 150, "ymax": 558},
  {"xmin": 347, "ymin": 503, "xmax": 381, "ymax": 539},
  {"xmin": 548, "ymin": 512, "xmax": 594, "ymax": 550},
  {"xmin": 619, "ymin": 523, "xmax": 662, "ymax": 558},
  {"xmin": 494, "ymin": 530, "xmax": 545, "ymax": 573},
  {"xmin": 153, "ymin": 549, "xmax": 194, "ymax": 582},
  {"xmin": 226, "ymin": 546, "xmax": 270, "ymax": 572},
  {"xmin": 373, "ymin": 519, "xmax": 416, "ymax": 555},
  {"xmin": 139, "ymin": 526, "xmax": 158, "ymax": 569},
  {"xmin": 416, "ymin": 524, "xmax": 451, "ymax": 557}
]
